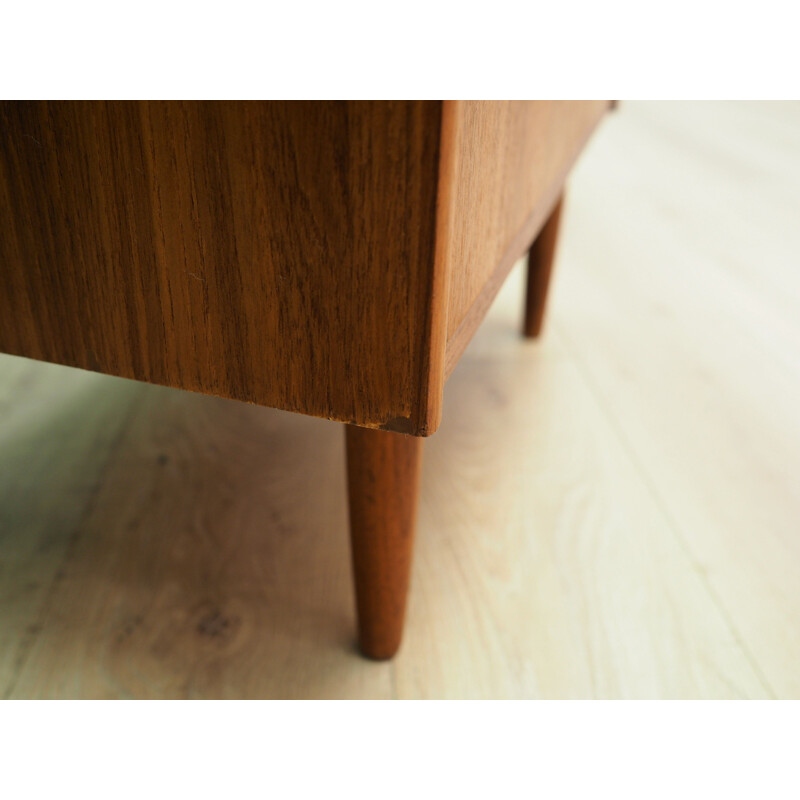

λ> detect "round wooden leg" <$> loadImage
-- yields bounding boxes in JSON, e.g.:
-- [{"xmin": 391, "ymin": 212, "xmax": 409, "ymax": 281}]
[
  {"xmin": 345, "ymin": 425, "xmax": 423, "ymax": 660},
  {"xmin": 524, "ymin": 194, "xmax": 564, "ymax": 338}
]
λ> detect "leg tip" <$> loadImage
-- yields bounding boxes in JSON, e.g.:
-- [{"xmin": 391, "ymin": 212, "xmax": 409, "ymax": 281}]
[
  {"xmin": 358, "ymin": 634, "xmax": 402, "ymax": 661},
  {"xmin": 522, "ymin": 320, "xmax": 544, "ymax": 339}
]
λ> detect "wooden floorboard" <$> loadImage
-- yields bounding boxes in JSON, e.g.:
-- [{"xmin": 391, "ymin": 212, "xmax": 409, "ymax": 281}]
[{"xmin": 552, "ymin": 101, "xmax": 800, "ymax": 698}]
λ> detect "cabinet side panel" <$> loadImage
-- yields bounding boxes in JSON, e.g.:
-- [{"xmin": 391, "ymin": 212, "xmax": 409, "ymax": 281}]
[
  {"xmin": 0, "ymin": 101, "xmax": 442, "ymax": 433},
  {"xmin": 443, "ymin": 101, "xmax": 607, "ymax": 371}
]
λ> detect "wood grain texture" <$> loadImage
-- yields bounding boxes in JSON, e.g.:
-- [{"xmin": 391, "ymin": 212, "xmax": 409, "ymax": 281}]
[
  {"xmin": 0, "ymin": 367, "xmax": 392, "ymax": 699},
  {"xmin": 523, "ymin": 194, "xmax": 563, "ymax": 338},
  {"xmin": 0, "ymin": 357, "xmax": 145, "ymax": 694},
  {"xmin": 0, "ymin": 101, "xmax": 609, "ymax": 436},
  {"xmin": 2, "ymin": 103, "xmax": 798, "ymax": 697},
  {"xmin": 0, "ymin": 101, "xmax": 444, "ymax": 435},
  {"xmin": 346, "ymin": 426, "xmax": 422, "ymax": 660},
  {"xmin": 555, "ymin": 101, "xmax": 800, "ymax": 698},
  {"xmin": 442, "ymin": 101, "xmax": 608, "ymax": 375}
]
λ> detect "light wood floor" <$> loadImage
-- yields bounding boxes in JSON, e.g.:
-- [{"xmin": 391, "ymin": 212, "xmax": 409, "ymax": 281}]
[{"xmin": 1, "ymin": 102, "xmax": 798, "ymax": 698}]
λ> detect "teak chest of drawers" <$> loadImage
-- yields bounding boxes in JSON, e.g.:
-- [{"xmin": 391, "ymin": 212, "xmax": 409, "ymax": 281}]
[{"xmin": 0, "ymin": 100, "xmax": 608, "ymax": 658}]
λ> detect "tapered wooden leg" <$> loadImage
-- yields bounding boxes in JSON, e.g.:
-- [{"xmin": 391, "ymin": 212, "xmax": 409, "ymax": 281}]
[
  {"xmin": 523, "ymin": 194, "xmax": 564, "ymax": 338},
  {"xmin": 345, "ymin": 425, "xmax": 423, "ymax": 660}
]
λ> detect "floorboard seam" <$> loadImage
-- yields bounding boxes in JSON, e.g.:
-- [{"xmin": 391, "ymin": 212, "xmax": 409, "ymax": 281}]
[{"xmin": 553, "ymin": 321, "xmax": 778, "ymax": 699}]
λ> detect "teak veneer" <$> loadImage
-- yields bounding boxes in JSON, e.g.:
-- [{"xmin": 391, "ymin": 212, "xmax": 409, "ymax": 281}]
[{"xmin": 0, "ymin": 101, "xmax": 608, "ymax": 659}]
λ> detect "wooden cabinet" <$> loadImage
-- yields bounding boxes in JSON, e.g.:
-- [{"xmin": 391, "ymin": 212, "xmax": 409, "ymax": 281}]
[{"xmin": 0, "ymin": 101, "xmax": 608, "ymax": 657}]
